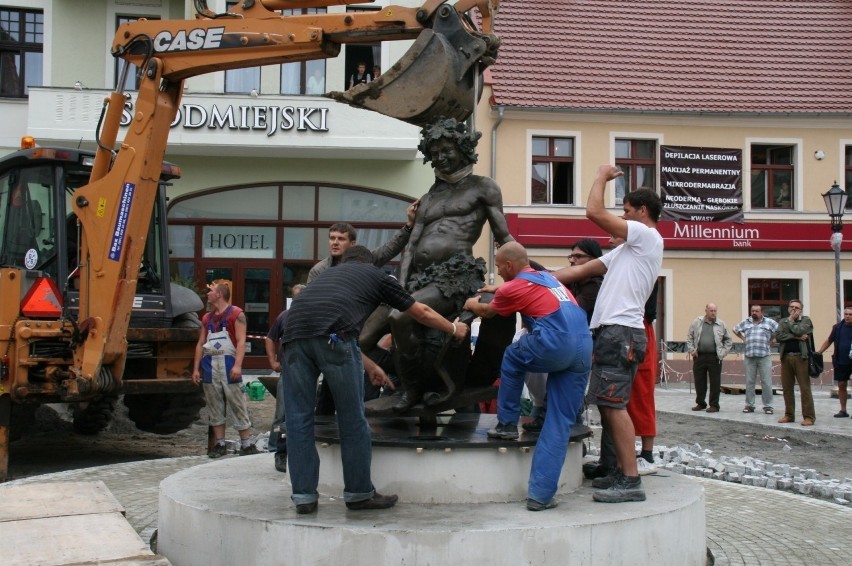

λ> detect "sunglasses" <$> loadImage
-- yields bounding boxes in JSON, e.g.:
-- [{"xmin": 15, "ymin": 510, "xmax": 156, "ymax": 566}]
[{"xmin": 569, "ymin": 253, "xmax": 590, "ymax": 260}]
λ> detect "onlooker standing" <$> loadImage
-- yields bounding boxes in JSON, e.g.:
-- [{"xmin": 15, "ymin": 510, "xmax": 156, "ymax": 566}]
[
  {"xmin": 192, "ymin": 282, "xmax": 260, "ymax": 457},
  {"xmin": 686, "ymin": 303, "xmax": 732, "ymax": 413},
  {"xmin": 265, "ymin": 283, "xmax": 305, "ymax": 473},
  {"xmin": 776, "ymin": 299, "xmax": 816, "ymax": 426},
  {"xmin": 349, "ymin": 62, "xmax": 371, "ymax": 88},
  {"xmin": 733, "ymin": 305, "xmax": 779, "ymax": 415},
  {"xmin": 281, "ymin": 246, "xmax": 468, "ymax": 514},
  {"xmin": 817, "ymin": 307, "xmax": 852, "ymax": 418}
]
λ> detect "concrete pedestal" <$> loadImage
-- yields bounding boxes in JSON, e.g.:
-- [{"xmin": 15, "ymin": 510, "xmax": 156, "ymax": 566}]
[{"xmin": 157, "ymin": 415, "xmax": 706, "ymax": 565}]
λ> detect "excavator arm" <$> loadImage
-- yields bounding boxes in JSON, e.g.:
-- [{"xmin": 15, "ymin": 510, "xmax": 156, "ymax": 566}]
[{"xmin": 68, "ymin": 0, "xmax": 499, "ymax": 392}]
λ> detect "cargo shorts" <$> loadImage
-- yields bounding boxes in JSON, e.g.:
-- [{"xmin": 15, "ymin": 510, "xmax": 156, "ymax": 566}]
[{"xmin": 585, "ymin": 324, "xmax": 647, "ymax": 409}]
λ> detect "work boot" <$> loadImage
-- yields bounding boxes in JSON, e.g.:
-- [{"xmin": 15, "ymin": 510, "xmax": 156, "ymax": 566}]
[
  {"xmin": 592, "ymin": 469, "xmax": 621, "ymax": 489},
  {"xmin": 593, "ymin": 474, "xmax": 646, "ymax": 503}
]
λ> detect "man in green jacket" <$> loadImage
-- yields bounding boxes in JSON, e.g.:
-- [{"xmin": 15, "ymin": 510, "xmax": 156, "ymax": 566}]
[{"xmin": 775, "ymin": 299, "xmax": 815, "ymax": 426}]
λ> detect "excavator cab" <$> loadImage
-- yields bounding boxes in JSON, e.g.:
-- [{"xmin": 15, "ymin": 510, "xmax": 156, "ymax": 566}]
[{"xmin": 0, "ymin": 143, "xmax": 187, "ymax": 326}]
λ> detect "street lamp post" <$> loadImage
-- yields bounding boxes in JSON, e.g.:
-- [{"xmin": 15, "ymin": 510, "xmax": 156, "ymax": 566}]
[{"xmin": 822, "ymin": 181, "xmax": 848, "ymax": 323}]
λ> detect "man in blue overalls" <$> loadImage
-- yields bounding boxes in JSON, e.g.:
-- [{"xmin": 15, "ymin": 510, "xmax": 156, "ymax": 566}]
[
  {"xmin": 192, "ymin": 282, "xmax": 259, "ymax": 457},
  {"xmin": 465, "ymin": 242, "xmax": 592, "ymax": 511}
]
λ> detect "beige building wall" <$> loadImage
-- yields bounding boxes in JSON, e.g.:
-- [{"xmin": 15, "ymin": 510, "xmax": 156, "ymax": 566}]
[{"xmin": 470, "ymin": 86, "xmax": 852, "ymax": 344}]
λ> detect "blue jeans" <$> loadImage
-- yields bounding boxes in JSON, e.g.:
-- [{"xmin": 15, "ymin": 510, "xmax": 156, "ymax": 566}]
[
  {"xmin": 744, "ymin": 355, "xmax": 773, "ymax": 408},
  {"xmin": 268, "ymin": 374, "xmax": 286, "ymax": 452},
  {"xmin": 281, "ymin": 336, "xmax": 375, "ymax": 505}
]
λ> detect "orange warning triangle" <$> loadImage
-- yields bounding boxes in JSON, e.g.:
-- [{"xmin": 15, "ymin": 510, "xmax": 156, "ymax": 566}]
[{"xmin": 21, "ymin": 277, "xmax": 63, "ymax": 318}]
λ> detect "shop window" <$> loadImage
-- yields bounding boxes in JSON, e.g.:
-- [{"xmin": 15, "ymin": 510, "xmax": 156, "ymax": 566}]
[
  {"xmin": 317, "ymin": 186, "xmax": 409, "ymax": 222},
  {"xmin": 281, "ymin": 8, "xmax": 326, "ymax": 95},
  {"xmin": 751, "ymin": 144, "xmax": 794, "ymax": 209},
  {"xmin": 748, "ymin": 278, "xmax": 800, "ymax": 320},
  {"xmin": 531, "ymin": 136, "xmax": 574, "ymax": 205},
  {"xmin": 0, "ymin": 7, "xmax": 43, "ymax": 97},
  {"xmin": 169, "ymin": 185, "xmax": 279, "ymax": 220},
  {"xmin": 115, "ymin": 15, "xmax": 160, "ymax": 91},
  {"xmin": 844, "ymin": 279, "xmax": 852, "ymax": 308},
  {"xmin": 615, "ymin": 139, "xmax": 656, "ymax": 205},
  {"xmin": 224, "ymin": 2, "xmax": 260, "ymax": 94}
]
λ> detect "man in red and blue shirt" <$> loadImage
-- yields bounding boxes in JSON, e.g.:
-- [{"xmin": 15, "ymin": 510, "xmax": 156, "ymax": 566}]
[{"xmin": 465, "ymin": 242, "xmax": 592, "ymax": 511}]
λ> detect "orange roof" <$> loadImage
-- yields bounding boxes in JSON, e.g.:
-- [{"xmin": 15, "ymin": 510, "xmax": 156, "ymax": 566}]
[{"xmin": 489, "ymin": 0, "xmax": 852, "ymax": 114}]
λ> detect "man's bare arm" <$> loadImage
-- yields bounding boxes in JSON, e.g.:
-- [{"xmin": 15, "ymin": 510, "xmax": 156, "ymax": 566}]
[
  {"xmin": 552, "ymin": 258, "xmax": 607, "ymax": 285},
  {"xmin": 463, "ymin": 295, "xmax": 496, "ymax": 318},
  {"xmin": 404, "ymin": 302, "xmax": 469, "ymax": 341},
  {"xmin": 587, "ymin": 165, "xmax": 629, "ymax": 240}
]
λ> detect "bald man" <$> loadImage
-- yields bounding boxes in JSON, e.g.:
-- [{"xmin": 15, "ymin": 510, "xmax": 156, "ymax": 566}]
[
  {"xmin": 686, "ymin": 303, "xmax": 733, "ymax": 412},
  {"xmin": 465, "ymin": 242, "xmax": 592, "ymax": 511}
]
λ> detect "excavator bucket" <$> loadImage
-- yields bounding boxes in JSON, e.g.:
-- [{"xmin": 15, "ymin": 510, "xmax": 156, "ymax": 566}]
[{"xmin": 327, "ymin": 7, "xmax": 499, "ymax": 127}]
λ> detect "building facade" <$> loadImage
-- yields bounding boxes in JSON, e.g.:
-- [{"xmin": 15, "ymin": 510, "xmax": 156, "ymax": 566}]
[
  {"xmin": 5, "ymin": 0, "xmax": 852, "ymax": 370},
  {"xmin": 480, "ymin": 1, "xmax": 852, "ymax": 363},
  {"xmin": 3, "ymin": 0, "xmax": 445, "ymax": 366}
]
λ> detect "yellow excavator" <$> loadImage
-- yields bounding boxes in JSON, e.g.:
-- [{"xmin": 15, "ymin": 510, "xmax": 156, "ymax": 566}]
[{"xmin": 0, "ymin": 0, "xmax": 499, "ymax": 480}]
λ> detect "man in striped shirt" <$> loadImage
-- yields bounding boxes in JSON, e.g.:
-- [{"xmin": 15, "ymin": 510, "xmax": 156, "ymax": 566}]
[{"xmin": 281, "ymin": 245, "xmax": 468, "ymax": 515}]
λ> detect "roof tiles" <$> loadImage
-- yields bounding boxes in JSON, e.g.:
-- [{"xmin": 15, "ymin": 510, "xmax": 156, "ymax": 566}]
[{"xmin": 488, "ymin": 0, "xmax": 852, "ymax": 113}]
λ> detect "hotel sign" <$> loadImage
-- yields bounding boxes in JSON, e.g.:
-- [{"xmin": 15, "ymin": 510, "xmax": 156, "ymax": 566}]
[{"xmin": 505, "ymin": 214, "xmax": 848, "ymax": 252}]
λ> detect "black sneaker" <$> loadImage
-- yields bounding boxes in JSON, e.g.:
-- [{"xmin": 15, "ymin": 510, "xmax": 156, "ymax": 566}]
[
  {"xmin": 208, "ymin": 443, "xmax": 227, "ymax": 458},
  {"xmin": 592, "ymin": 469, "xmax": 621, "ymax": 489},
  {"xmin": 834, "ymin": 410, "xmax": 850, "ymax": 418},
  {"xmin": 593, "ymin": 474, "xmax": 646, "ymax": 503},
  {"xmin": 526, "ymin": 498, "xmax": 558, "ymax": 511},
  {"xmin": 296, "ymin": 501, "xmax": 318, "ymax": 514},
  {"xmin": 345, "ymin": 492, "xmax": 398, "ymax": 510},
  {"xmin": 239, "ymin": 443, "xmax": 261, "ymax": 456},
  {"xmin": 274, "ymin": 452, "xmax": 287, "ymax": 473},
  {"xmin": 487, "ymin": 422, "xmax": 519, "ymax": 440},
  {"xmin": 522, "ymin": 416, "xmax": 545, "ymax": 433},
  {"xmin": 582, "ymin": 461, "xmax": 613, "ymax": 480}
]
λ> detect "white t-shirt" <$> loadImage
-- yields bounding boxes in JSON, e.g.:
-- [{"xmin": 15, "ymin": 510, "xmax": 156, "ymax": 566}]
[{"xmin": 590, "ymin": 220, "xmax": 663, "ymax": 330}]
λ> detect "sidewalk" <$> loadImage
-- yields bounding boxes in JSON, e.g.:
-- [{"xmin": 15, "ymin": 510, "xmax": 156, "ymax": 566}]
[
  {"xmin": 655, "ymin": 379, "xmax": 852, "ymax": 437},
  {"xmin": 4, "ymin": 386, "xmax": 852, "ymax": 565}
]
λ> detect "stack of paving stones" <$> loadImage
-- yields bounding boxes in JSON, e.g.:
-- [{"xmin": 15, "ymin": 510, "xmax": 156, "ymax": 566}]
[{"xmin": 586, "ymin": 443, "xmax": 852, "ymax": 506}]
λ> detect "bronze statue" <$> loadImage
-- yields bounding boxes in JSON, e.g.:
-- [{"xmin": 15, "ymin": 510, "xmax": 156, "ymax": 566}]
[{"xmin": 360, "ymin": 117, "xmax": 514, "ymax": 412}]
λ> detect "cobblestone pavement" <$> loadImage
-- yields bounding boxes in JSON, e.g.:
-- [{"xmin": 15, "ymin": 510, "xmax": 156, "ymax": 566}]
[{"xmin": 5, "ymin": 387, "xmax": 852, "ymax": 565}]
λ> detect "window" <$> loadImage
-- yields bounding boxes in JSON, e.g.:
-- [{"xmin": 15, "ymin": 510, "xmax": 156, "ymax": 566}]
[
  {"xmin": 844, "ymin": 146, "xmax": 852, "ymax": 210},
  {"xmin": 115, "ymin": 16, "xmax": 160, "ymax": 91},
  {"xmin": 615, "ymin": 139, "xmax": 656, "ymax": 205},
  {"xmin": 531, "ymin": 137, "xmax": 574, "ymax": 205},
  {"xmin": 748, "ymin": 278, "xmax": 800, "ymax": 320},
  {"xmin": 281, "ymin": 8, "xmax": 327, "ymax": 95},
  {"xmin": 344, "ymin": 7, "xmax": 380, "ymax": 89},
  {"xmin": 0, "ymin": 7, "xmax": 43, "ymax": 97},
  {"xmin": 224, "ymin": 2, "xmax": 260, "ymax": 94},
  {"xmin": 751, "ymin": 144, "xmax": 794, "ymax": 209}
]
